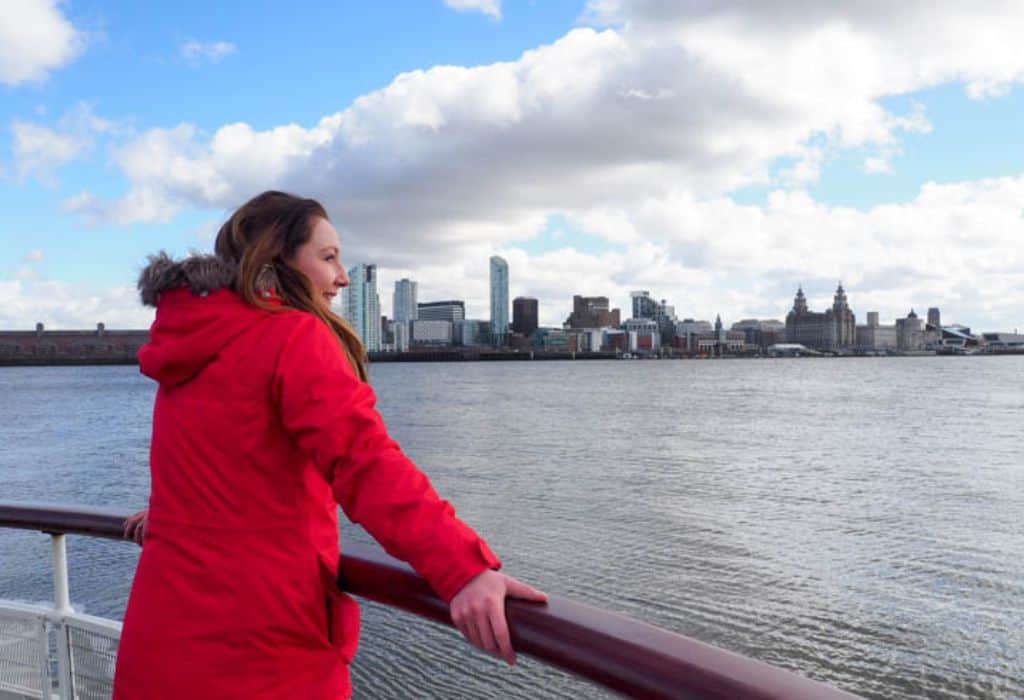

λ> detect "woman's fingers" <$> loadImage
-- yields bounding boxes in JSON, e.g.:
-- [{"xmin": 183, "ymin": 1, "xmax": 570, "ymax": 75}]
[
  {"xmin": 449, "ymin": 571, "xmax": 547, "ymax": 665},
  {"xmin": 474, "ymin": 604, "xmax": 500, "ymax": 659},
  {"xmin": 123, "ymin": 510, "xmax": 148, "ymax": 546},
  {"xmin": 123, "ymin": 514, "xmax": 138, "ymax": 539},
  {"xmin": 505, "ymin": 577, "xmax": 547, "ymax": 603},
  {"xmin": 488, "ymin": 603, "xmax": 515, "ymax": 665},
  {"xmin": 456, "ymin": 603, "xmax": 514, "ymax": 664}
]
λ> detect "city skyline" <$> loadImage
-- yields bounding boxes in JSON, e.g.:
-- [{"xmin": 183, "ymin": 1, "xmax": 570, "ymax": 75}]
[
  {"xmin": 340, "ymin": 257, "xmax": 1002, "ymax": 339},
  {"xmin": 2, "ymin": 2, "xmax": 1023, "ymax": 334}
]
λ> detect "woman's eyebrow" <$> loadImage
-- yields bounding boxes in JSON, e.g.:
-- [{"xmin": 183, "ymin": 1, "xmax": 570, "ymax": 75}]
[{"xmin": 319, "ymin": 245, "xmax": 339, "ymax": 254}]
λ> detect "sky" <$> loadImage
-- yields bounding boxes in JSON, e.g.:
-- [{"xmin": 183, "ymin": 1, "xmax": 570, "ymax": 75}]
[{"xmin": 1, "ymin": 0, "xmax": 1022, "ymax": 332}]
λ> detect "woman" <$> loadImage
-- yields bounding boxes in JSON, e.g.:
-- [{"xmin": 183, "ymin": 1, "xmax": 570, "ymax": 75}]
[{"xmin": 114, "ymin": 191, "xmax": 545, "ymax": 699}]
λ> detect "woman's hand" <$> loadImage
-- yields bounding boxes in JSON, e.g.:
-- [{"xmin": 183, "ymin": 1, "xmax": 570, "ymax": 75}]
[
  {"xmin": 449, "ymin": 570, "xmax": 547, "ymax": 665},
  {"xmin": 123, "ymin": 509, "xmax": 148, "ymax": 546}
]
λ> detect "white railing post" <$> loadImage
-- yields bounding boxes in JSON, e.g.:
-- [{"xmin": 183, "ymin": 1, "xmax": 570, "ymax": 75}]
[
  {"xmin": 51, "ymin": 534, "xmax": 72, "ymax": 613},
  {"xmin": 50, "ymin": 534, "xmax": 74, "ymax": 699}
]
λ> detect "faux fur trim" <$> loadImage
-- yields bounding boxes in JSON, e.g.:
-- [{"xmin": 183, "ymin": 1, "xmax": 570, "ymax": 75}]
[{"xmin": 138, "ymin": 252, "xmax": 238, "ymax": 307}]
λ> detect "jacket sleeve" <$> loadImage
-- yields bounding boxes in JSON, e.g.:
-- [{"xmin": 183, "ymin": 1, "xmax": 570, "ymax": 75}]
[{"xmin": 273, "ymin": 315, "xmax": 501, "ymax": 603}]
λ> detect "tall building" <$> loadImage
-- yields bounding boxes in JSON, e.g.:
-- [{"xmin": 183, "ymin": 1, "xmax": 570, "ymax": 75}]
[
  {"xmin": 512, "ymin": 297, "xmax": 538, "ymax": 336},
  {"xmin": 631, "ymin": 291, "xmax": 659, "ymax": 319},
  {"xmin": 418, "ymin": 300, "xmax": 465, "ymax": 322},
  {"xmin": 565, "ymin": 295, "xmax": 621, "ymax": 328},
  {"xmin": 393, "ymin": 279, "xmax": 418, "ymax": 323},
  {"xmin": 630, "ymin": 290, "xmax": 678, "ymax": 341},
  {"xmin": 489, "ymin": 256, "xmax": 509, "ymax": 344},
  {"xmin": 341, "ymin": 263, "xmax": 381, "ymax": 352},
  {"xmin": 785, "ymin": 283, "xmax": 856, "ymax": 351}
]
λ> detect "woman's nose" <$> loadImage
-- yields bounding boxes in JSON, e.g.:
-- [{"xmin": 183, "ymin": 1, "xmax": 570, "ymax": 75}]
[{"xmin": 337, "ymin": 267, "xmax": 350, "ymax": 288}]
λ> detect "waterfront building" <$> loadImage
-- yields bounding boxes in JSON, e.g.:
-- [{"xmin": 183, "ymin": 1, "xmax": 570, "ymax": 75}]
[
  {"xmin": 512, "ymin": 297, "xmax": 539, "ymax": 337},
  {"xmin": 577, "ymin": 328, "xmax": 604, "ymax": 352},
  {"xmin": 690, "ymin": 315, "xmax": 747, "ymax": 356},
  {"xmin": 943, "ymin": 325, "xmax": 978, "ymax": 345},
  {"xmin": 630, "ymin": 290, "xmax": 678, "ymax": 341},
  {"xmin": 418, "ymin": 300, "xmax": 465, "ymax": 322},
  {"xmin": 490, "ymin": 256, "xmax": 509, "ymax": 345},
  {"xmin": 342, "ymin": 263, "xmax": 381, "ymax": 352},
  {"xmin": 785, "ymin": 284, "xmax": 856, "ymax": 352},
  {"xmin": 533, "ymin": 328, "xmax": 571, "ymax": 351},
  {"xmin": 623, "ymin": 318, "xmax": 660, "ymax": 354},
  {"xmin": 411, "ymin": 320, "xmax": 453, "ymax": 345},
  {"xmin": 896, "ymin": 309, "xmax": 924, "ymax": 351},
  {"xmin": 981, "ymin": 332, "xmax": 1024, "ymax": 351},
  {"xmin": 390, "ymin": 319, "xmax": 409, "ymax": 352},
  {"xmin": 603, "ymin": 329, "xmax": 629, "ymax": 352},
  {"xmin": 856, "ymin": 311, "xmax": 899, "ymax": 351},
  {"xmin": 673, "ymin": 319, "xmax": 713, "ymax": 353},
  {"xmin": 453, "ymin": 319, "xmax": 491, "ymax": 346},
  {"xmin": 731, "ymin": 319, "xmax": 785, "ymax": 352},
  {"xmin": 675, "ymin": 319, "xmax": 712, "ymax": 336},
  {"xmin": 393, "ymin": 279, "xmax": 418, "ymax": 323},
  {"xmin": 564, "ymin": 295, "xmax": 621, "ymax": 329},
  {"xmin": 631, "ymin": 291, "xmax": 659, "ymax": 319}
]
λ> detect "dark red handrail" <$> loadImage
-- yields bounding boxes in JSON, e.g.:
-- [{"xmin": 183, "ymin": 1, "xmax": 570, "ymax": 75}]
[{"xmin": 0, "ymin": 502, "xmax": 861, "ymax": 699}]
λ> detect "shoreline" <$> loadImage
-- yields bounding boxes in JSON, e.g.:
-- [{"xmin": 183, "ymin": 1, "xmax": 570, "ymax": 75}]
[{"xmin": 2, "ymin": 348, "xmax": 1022, "ymax": 367}]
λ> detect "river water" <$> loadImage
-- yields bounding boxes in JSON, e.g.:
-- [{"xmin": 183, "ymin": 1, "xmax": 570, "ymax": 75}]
[{"xmin": 1, "ymin": 358, "xmax": 1022, "ymax": 699}]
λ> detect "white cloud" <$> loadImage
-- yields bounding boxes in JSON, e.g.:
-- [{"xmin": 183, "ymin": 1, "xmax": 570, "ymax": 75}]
[
  {"xmin": 179, "ymin": 39, "xmax": 236, "ymax": 64},
  {"xmin": 10, "ymin": 103, "xmax": 122, "ymax": 184},
  {"xmin": 0, "ymin": 0, "xmax": 84, "ymax": 85},
  {"xmin": 25, "ymin": 249, "xmax": 45, "ymax": 262},
  {"xmin": 11, "ymin": 121, "xmax": 87, "ymax": 184},
  {"xmin": 62, "ymin": 1, "xmax": 1024, "ymax": 330},
  {"xmin": 863, "ymin": 154, "xmax": 894, "ymax": 175},
  {"xmin": 0, "ymin": 278, "xmax": 153, "ymax": 330},
  {"xmin": 443, "ymin": 0, "xmax": 501, "ymax": 20}
]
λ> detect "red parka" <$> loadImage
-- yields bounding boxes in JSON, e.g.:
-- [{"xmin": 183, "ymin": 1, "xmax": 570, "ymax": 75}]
[{"xmin": 113, "ymin": 254, "xmax": 500, "ymax": 699}]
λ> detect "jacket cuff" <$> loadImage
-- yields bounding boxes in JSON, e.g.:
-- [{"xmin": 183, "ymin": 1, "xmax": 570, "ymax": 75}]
[{"xmin": 434, "ymin": 539, "xmax": 502, "ymax": 604}]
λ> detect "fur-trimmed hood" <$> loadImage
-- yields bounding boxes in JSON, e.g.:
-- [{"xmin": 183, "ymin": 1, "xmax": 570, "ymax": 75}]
[
  {"xmin": 137, "ymin": 252, "xmax": 272, "ymax": 387},
  {"xmin": 138, "ymin": 252, "xmax": 238, "ymax": 307}
]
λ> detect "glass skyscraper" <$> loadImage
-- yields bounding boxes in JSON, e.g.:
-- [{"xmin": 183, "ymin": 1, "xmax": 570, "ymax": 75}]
[
  {"xmin": 489, "ymin": 256, "xmax": 509, "ymax": 345},
  {"xmin": 341, "ymin": 263, "xmax": 381, "ymax": 352},
  {"xmin": 392, "ymin": 278, "xmax": 418, "ymax": 323}
]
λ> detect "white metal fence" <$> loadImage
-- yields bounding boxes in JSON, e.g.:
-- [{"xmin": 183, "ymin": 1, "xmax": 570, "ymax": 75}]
[{"xmin": 0, "ymin": 534, "xmax": 121, "ymax": 700}]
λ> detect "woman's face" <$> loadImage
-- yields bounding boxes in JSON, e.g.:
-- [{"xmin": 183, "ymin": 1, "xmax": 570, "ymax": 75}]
[{"xmin": 291, "ymin": 217, "xmax": 350, "ymax": 310}]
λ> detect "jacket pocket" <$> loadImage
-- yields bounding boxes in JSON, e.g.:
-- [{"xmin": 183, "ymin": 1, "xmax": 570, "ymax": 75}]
[{"xmin": 318, "ymin": 556, "xmax": 361, "ymax": 663}]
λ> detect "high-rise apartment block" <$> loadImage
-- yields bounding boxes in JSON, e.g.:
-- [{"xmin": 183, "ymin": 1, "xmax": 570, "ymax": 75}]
[
  {"xmin": 341, "ymin": 263, "xmax": 381, "ymax": 352},
  {"xmin": 393, "ymin": 279, "xmax": 418, "ymax": 323},
  {"xmin": 490, "ymin": 256, "xmax": 509, "ymax": 344},
  {"xmin": 512, "ymin": 297, "xmax": 538, "ymax": 336}
]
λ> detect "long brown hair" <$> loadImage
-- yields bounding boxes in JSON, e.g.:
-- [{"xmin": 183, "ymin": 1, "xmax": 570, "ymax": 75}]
[{"xmin": 214, "ymin": 190, "xmax": 368, "ymax": 381}]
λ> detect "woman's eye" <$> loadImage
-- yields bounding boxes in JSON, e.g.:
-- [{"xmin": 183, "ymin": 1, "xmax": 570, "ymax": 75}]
[{"xmin": 325, "ymin": 255, "xmax": 335, "ymax": 262}]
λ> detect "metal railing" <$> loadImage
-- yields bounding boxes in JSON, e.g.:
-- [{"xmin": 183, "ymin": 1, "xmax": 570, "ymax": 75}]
[
  {"xmin": 0, "ymin": 514, "xmax": 121, "ymax": 700},
  {"xmin": 0, "ymin": 502, "xmax": 861, "ymax": 699}
]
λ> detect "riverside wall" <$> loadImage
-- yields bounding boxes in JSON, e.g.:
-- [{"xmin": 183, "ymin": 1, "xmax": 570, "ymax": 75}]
[{"xmin": 0, "ymin": 325, "xmax": 148, "ymax": 366}]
